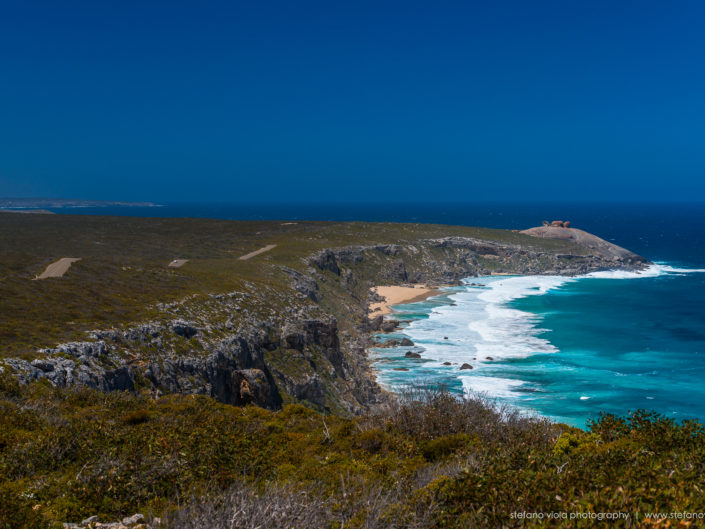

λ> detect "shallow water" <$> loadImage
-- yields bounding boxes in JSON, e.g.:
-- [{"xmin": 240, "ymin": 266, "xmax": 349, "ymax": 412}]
[
  {"xmin": 48, "ymin": 201, "xmax": 705, "ymax": 427},
  {"xmin": 371, "ymin": 264, "xmax": 705, "ymax": 428}
]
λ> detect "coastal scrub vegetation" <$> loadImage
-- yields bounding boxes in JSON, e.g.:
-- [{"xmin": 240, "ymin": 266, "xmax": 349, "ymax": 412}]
[
  {"xmin": 0, "ymin": 213, "xmax": 683, "ymax": 527},
  {"xmin": 2, "ymin": 375, "xmax": 704, "ymax": 528},
  {"xmin": 0, "ymin": 212, "xmax": 582, "ymax": 357}
]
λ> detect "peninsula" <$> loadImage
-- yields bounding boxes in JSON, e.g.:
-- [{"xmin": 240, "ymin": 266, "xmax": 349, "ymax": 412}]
[
  {"xmin": 5, "ymin": 213, "xmax": 696, "ymax": 529},
  {"xmin": 0, "ymin": 212, "xmax": 647, "ymax": 413}
]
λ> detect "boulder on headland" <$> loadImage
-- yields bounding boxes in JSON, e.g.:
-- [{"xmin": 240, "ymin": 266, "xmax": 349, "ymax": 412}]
[{"xmin": 460, "ymin": 363, "xmax": 473, "ymax": 370}]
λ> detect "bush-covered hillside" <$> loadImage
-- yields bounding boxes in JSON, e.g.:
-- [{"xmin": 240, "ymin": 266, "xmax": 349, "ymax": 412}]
[
  {"xmin": 1, "ymin": 213, "xmax": 644, "ymax": 417},
  {"xmin": 0, "ymin": 212, "xmax": 609, "ymax": 357},
  {"xmin": 2, "ymin": 374, "xmax": 704, "ymax": 528},
  {"xmin": 1, "ymin": 213, "xmax": 680, "ymax": 528}
]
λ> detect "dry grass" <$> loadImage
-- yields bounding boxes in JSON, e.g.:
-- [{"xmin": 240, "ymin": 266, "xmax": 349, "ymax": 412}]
[
  {"xmin": 366, "ymin": 384, "xmax": 559, "ymax": 446},
  {"xmin": 164, "ymin": 478, "xmax": 439, "ymax": 529}
]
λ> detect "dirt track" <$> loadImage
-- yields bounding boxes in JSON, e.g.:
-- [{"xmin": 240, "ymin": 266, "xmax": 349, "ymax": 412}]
[
  {"xmin": 34, "ymin": 258, "xmax": 82, "ymax": 279},
  {"xmin": 168, "ymin": 259, "xmax": 189, "ymax": 268},
  {"xmin": 238, "ymin": 244, "xmax": 276, "ymax": 260}
]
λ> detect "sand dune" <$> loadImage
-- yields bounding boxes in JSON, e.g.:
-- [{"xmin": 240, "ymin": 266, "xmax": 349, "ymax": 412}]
[
  {"xmin": 239, "ymin": 244, "xmax": 277, "ymax": 260},
  {"xmin": 34, "ymin": 258, "xmax": 82, "ymax": 279}
]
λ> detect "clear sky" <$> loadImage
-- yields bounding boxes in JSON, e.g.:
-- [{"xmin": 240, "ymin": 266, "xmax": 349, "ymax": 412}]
[{"xmin": 1, "ymin": 1, "xmax": 704, "ymax": 202}]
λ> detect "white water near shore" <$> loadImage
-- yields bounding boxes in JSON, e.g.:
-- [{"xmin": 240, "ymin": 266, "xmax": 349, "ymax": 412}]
[{"xmin": 375, "ymin": 263, "xmax": 705, "ymax": 418}]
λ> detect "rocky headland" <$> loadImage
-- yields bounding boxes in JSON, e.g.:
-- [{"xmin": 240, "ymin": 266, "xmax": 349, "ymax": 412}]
[{"xmin": 0, "ymin": 218, "xmax": 648, "ymax": 415}]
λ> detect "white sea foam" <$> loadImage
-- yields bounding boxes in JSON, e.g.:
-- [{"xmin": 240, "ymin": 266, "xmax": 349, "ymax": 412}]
[
  {"xmin": 465, "ymin": 275, "xmax": 571, "ymax": 360},
  {"xmin": 587, "ymin": 263, "xmax": 705, "ymax": 279},
  {"xmin": 461, "ymin": 375, "xmax": 525, "ymax": 399},
  {"xmin": 400, "ymin": 274, "xmax": 572, "ymax": 397},
  {"xmin": 392, "ymin": 261, "xmax": 704, "ymax": 402}
]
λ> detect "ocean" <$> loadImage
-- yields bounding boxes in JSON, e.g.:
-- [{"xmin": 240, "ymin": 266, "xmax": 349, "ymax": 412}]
[{"xmin": 48, "ymin": 201, "xmax": 705, "ymax": 428}]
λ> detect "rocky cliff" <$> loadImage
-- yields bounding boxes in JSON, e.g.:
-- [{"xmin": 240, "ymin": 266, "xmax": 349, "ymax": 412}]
[{"xmin": 0, "ymin": 230, "xmax": 648, "ymax": 414}]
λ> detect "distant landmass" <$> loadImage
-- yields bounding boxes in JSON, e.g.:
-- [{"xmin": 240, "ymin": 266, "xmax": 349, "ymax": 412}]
[{"xmin": 0, "ymin": 197, "xmax": 160, "ymax": 208}]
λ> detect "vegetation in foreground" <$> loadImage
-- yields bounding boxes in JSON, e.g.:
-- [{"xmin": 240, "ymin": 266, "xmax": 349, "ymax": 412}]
[{"xmin": 2, "ymin": 373, "xmax": 704, "ymax": 528}]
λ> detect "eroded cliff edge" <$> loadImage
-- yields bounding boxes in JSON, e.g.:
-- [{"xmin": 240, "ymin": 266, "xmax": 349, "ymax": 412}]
[{"xmin": 1, "ymin": 228, "xmax": 648, "ymax": 414}]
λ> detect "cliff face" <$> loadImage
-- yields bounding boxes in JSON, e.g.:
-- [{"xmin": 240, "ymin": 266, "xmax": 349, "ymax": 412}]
[{"xmin": 1, "ymin": 232, "xmax": 648, "ymax": 414}]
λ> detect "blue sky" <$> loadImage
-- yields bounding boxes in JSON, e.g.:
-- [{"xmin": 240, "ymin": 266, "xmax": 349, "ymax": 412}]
[{"xmin": 1, "ymin": 1, "xmax": 704, "ymax": 202}]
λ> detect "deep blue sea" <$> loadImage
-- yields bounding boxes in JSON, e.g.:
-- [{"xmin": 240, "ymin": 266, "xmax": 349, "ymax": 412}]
[{"xmin": 47, "ymin": 202, "xmax": 705, "ymax": 427}]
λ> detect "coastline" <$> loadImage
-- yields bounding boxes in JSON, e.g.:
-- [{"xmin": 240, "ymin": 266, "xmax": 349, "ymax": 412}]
[
  {"xmin": 369, "ymin": 262, "xmax": 705, "ymax": 428},
  {"xmin": 1, "ymin": 213, "xmax": 652, "ymax": 416}
]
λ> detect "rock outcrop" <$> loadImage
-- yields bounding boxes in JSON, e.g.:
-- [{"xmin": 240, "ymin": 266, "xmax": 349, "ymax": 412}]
[
  {"xmin": 1, "ymin": 228, "xmax": 649, "ymax": 414},
  {"xmin": 63, "ymin": 512, "xmax": 156, "ymax": 529},
  {"xmin": 520, "ymin": 226, "xmax": 646, "ymax": 264}
]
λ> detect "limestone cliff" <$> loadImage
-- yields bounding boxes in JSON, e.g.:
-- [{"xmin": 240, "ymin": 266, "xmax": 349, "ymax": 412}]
[{"xmin": 1, "ymin": 229, "xmax": 648, "ymax": 414}]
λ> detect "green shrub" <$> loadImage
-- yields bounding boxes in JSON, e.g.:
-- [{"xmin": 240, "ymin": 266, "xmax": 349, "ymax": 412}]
[
  {"xmin": 552, "ymin": 430, "xmax": 598, "ymax": 456},
  {"xmin": 420, "ymin": 434, "xmax": 471, "ymax": 461},
  {"xmin": 123, "ymin": 409, "xmax": 151, "ymax": 425},
  {"xmin": 1, "ymin": 384, "xmax": 704, "ymax": 528},
  {"xmin": 356, "ymin": 429, "xmax": 385, "ymax": 454}
]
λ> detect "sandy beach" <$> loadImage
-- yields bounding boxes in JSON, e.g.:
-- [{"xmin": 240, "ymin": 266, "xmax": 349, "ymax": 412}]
[{"xmin": 369, "ymin": 285, "xmax": 439, "ymax": 318}]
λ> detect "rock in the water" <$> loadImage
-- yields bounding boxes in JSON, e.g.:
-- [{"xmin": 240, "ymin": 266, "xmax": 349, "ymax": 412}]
[
  {"xmin": 369, "ymin": 314, "xmax": 384, "ymax": 331},
  {"xmin": 380, "ymin": 320, "xmax": 399, "ymax": 332},
  {"xmin": 399, "ymin": 337, "xmax": 414, "ymax": 346},
  {"xmin": 485, "ymin": 356, "xmax": 494, "ymax": 361},
  {"xmin": 443, "ymin": 361, "xmax": 452, "ymax": 365},
  {"xmin": 404, "ymin": 351, "xmax": 421, "ymax": 359},
  {"xmin": 460, "ymin": 363, "xmax": 473, "ymax": 370}
]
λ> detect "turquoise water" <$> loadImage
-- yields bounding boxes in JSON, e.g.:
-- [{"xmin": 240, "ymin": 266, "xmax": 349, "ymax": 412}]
[
  {"xmin": 371, "ymin": 265, "xmax": 705, "ymax": 428},
  {"xmin": 48, "ymin": 201, "xmax": 705, "ymax": 428}
]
